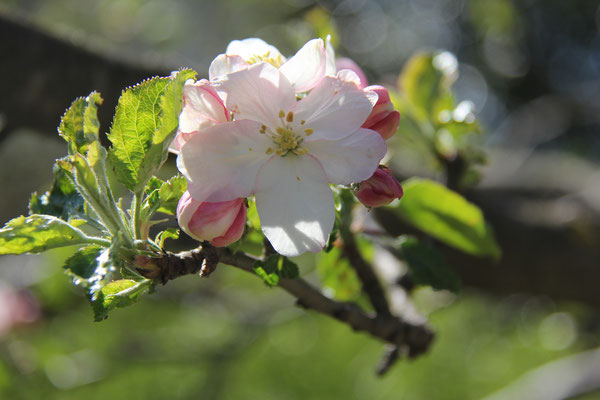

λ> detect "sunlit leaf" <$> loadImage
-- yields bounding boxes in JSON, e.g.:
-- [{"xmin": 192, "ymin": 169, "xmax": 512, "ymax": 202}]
[
  {"xmin": 108, "ymin": 69, "xmax": 197, "ymax": 191},
  {"xmin": 58, "ymin": 92, "xmax": 103, "ymax": 155},
  {"xmin": 91, "ymin": 279, "xmax": 152, "ymax": 321},
  {"xmin": 395, "ymin": 178, "xmax": 501, "ymax": 259},
  {"xmin": 0, "ymin": 215, "xmax": 92, "ymax": 255}
]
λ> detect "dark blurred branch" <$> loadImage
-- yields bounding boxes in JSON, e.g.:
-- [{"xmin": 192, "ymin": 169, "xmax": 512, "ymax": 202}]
[
  {"xmin": 0, "ymin": 13, "xmax": 167, "ymax": 141},
  {"xmin": 148, "ymin": 245, "xmax": 435, "ymax": 360}
]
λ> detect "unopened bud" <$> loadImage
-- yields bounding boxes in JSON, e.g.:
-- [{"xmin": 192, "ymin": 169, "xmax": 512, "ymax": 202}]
[
  {"xmin": 176, "ymin": 192, "xmax": 246, "ymax": 247},
  {"xmin": 362, "ymin": 85, "xmax": 400, "ymax": 140},
  {"xmin": 355, "ymin": 166, "xmax": 403, "ymax": 208},
  {"xmin": 170, "ymin": 79, "xmax": 229, "ymax": 153}
]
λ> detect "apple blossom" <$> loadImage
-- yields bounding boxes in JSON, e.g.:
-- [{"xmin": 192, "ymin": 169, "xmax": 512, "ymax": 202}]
[
  {"xmin": 177, "ymin": 62, "xmax": 387, "ymax": 256},
  {"xmin": 355, "ymin": 165, "xmax": 403, "ymax": 208},
  {"xmin": 177, "ymin": 191, "xmax": 246, "ymax": 247},
  {"xmin": 209, "ymin": 37, "xmax": 328, "ymax": 93}
]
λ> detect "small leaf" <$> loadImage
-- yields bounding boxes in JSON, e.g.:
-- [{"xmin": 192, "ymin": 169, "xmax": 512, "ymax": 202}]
[
  {"xmin": 58, "ymin": 92, "xmax": 103, "ymax": 155},
  {"xmin": 395, "ymin": 178, "xmax": 501, "ymax": 259},
  {"xmin": 155, "ymin": 228, "xmax": 179, "ymax": 249},
  {"xmin": 253, "ymin": 255, "xmax": 299, "ymax": 286},
  {"xmin": 91, "ymin": 279, "xmax": 152, "ymax": 321},
  {"xmin": 157, "ymin": 175, "xmax": 186, "ymax": 215},
  {"xmin": 108, "ymin": 69, "xmax": 197, "ymax": 191},
  {"xmin": 29, "ymin": 165, "xmax": 85, "ymax": 221},
  {"xmin": 63, "ymin": 246, "xmax": 104, "ymax": 288},
  {"xmin": 397, "ymin": 236, "xmax": 461, "ymax": 292},
  {"xmin": 0, "ymin": 215, "xmax": 91, "ymax": 255}
]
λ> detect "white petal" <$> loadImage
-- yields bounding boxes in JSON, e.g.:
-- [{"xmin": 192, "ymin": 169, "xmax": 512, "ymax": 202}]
[
  {"xmin": 304, "ymin": 128, "xmax": 387, "ymax": 185},
  {"xmin": 279, "ymin": 38, "xmax": 326, "ymax": 93},
  {"xmin": 178, "ymin": 120, "xmax": 272, "ymax": 202},
  {"xmin": 214, "ymin": 62, "xmax": 296, "ymax": 128},
  {"xmin": 255, "ymin": 155, "xmax": 335, "ymax": 257},
  {"xmin": 293, "ymin": 73, "xmax": 375, "ymax": 141},
  {"xmin": 226, "ymin": 38, "xmax": 285, "ymax": 63},
  {"xmin": 209, "ymin": 54, "xmax": 248, "ymax": 81},
  {"xmin": 325, "ymin": 34, "xmax": 337, "ymax": 76}
]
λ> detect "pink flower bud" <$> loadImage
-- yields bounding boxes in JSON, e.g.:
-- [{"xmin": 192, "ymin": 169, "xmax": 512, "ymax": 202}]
[
  {"xmin": 355, "ymin": 166, "xmax": 403, "ymax": 208},
  {"xmin": 177, "ymin": 192, "xmax": 246, "ymax": 247},
  {"xmin": 362, "ymin": 85, "xmax": 400, "ymax": 140},
  {"xmin": 335, "ymin": 57, "xmax": 369, "ymax": 89},
  {"xmin": 170, "ymin": 79, "xmax": 229, "ymax": 153}
]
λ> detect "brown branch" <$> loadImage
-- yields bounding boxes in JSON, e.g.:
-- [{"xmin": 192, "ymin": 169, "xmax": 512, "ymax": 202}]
[{"xmin": 146, "ymin": 244, "xmax": 435, "ymax": 359}]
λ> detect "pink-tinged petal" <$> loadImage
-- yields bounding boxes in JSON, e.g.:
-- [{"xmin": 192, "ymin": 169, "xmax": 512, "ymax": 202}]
[
  {"xmin": 294, "ymin": 73, "xmax": 375, "ymax": 141},
  {"xmin": 255, "ymin": 155, "xmax": 334, "ymax": 257},
  {"xmin": 304, "ymin": 128, "xmax": 386, "ymax": 185},
  {"xmin": 177, "ymin": 120, "xmax": 272, "ymax": 202},
  {"xmin": 367, "ymin": 110, "xmax": 400, "ymax": 140},
  {"xmin": 225, "ymin": 38, "xmax": 285, "ymax": 63},
  {"xmin": 336, "ymin": 58, "xmax": 369, "ymax": 88},
  {"xmin": 210, "ymin": 202, "xmax": 247, "ymax": 247},
  {"xmin": 179, "ymin": 79, "xmax": 229, "ymax": 132},
  {"xmin": 279, "ymin": 38, "xmax": 326, "ymax": 92},
  {"xmin": 214, "ymin": 62, "xmax": 296, "ymax": 129},
  {"xmin": 209, "ymin": 54, "xmax": 248, "ymax": 81}
]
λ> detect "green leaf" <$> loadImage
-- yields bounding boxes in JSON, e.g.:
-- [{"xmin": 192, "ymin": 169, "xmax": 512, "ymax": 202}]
[
  {"xmin": 397, "ymin": 236, "xmax": 461, "ymax": 292},
  {"xmin": 29, "ymin": 164, "xmax": 85, "ymax": 221},
  {"xmin": 91, "ymin": 279, "xmax": 152, "ymax": 321},
  {"xmin": 316, "ymin": 247, "xmax": 362, "ymax": 302},
  {"xmin": 108, "ymin": 69, "xmax": 197, "ymax": 191},
  {"xmin": 253, "ymin": 255, "xmax": 299, "ymax": 286},
  {"xmin": 399, "ymin": 52, "xmax": 455, "ymax": 122},
  {"xmin": 395, "ymin": 178, "xmax": 501, "ymax": 259},
  {"xmin": 157, "ymin": 175, "xmax": 187, "ymax": 215},
  {"xmin": 0, "ymin": 215, "xmax": 92, "ymax": 255},
  {"xmin": 155, "ymin": 228, "xmax": 179, "ymax": 249},
  {"xmin": 58, "ymin": 92, "xmax": 103, "ymax": 155},
  {"xmin": 63, "ymin": 245, "xmax": 104, "ymax": 288}
]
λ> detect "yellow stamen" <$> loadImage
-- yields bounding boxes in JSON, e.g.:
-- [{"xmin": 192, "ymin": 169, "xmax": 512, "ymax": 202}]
[
  {"xmin": 265, "ymin": 147, "xmax": 273, "ymax": 155},
  {"xmin": 301, "ymin": 120, "xmax": 306, "ymax": 125},
  {"xmin": 286, "ymin": 111, "xmax": 294, "ymax": 122},
  {"xmin": 304, "ymin": 128, "xmax": 314, "ymax": 136},
  {"xmin": 278, "ymin": 110, "xmax": 285, "ymax": 118},
  {"xmin": 296, "ymin": 176, "xmax": 301, "ymax": 181}
]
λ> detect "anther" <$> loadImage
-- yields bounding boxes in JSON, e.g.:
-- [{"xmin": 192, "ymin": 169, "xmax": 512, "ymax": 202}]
[
  {"xmin": 286, "ymin": 111, "xmax": 294, "ymax": 122},
  {"xmin": 265, "ymin": 147, "xmax": 273, "ymax": 155},
  {"xmin": 304, "ymin": 128, "xmax": 314, "ymax": 136},
  {"xmin": 278, "ymin": 110, "xmax": 285, "ymax": 118}
]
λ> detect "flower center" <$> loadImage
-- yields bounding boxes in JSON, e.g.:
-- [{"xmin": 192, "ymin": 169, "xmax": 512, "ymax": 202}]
[
  {"xmin": 246, "ymin": 51, "xmax": 284, "ymax": 68},
  {"xmin": 262, "ymin": 110, "xmax": 313, "ymax": 157}
]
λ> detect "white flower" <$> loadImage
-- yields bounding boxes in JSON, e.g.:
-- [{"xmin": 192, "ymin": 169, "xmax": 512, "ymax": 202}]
[
  {"xmin": 177, "ymin": 62, "xmax": 386, "ymax": 257},
  {"xmin": 209, "ymin": 37, "xmax": 328, "ymax": 93}
]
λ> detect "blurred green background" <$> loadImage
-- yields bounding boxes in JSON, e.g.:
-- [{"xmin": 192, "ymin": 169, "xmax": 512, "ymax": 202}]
[{"xmin": 1, "ymin": 0, "xmax": 600, "ymax": 399}]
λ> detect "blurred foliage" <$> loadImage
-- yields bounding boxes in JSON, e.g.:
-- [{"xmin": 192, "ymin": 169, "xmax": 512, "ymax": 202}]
[{"xmin": 0, "ymin": 248, "xmax": 597, "ymax": 399}]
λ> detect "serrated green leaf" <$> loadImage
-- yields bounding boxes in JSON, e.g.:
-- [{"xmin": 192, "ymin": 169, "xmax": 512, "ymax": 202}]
[
  {"xmin": 398, "ymin": 236, "xmax": 461, "ymax": 292},
  {"xmin": 395, "ymin": 178, "xmax": 501, "ymax": 259},
  {"xmin": 29, "ymin": 165, "xmax": 85, "ymax": 221},
  {"xmin": 108, "ymin": 69, "xmax": 197, "ymax": 191},
  {"xmin": 58, "ymin": 92, "xmax": 103, "ymax": 155},
  {"xmin": 63, "ymin": 245, "xmax": 104, "ymax": 288},
  {"xmin": 91, "ymin": 279, "xmax": 151, "ymax": 321},
  {"xmin": 157, "ymin": 175, "xmax": 186, "ymax": 215},
  {"xmin": 0, "ymin": 215, "xmax": 92, "ymax": 255}
]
